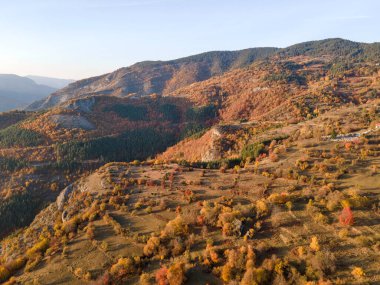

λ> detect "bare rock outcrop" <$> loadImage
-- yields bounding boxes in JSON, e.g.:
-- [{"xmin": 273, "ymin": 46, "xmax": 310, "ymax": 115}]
[{"xmin": 56, "ymin": 184, "xmax": 74, "ymax": 211}]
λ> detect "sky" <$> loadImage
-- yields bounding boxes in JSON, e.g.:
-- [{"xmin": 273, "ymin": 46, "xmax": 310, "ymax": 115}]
[{"xmin": 0, "ymin": 0, "xmax": 379, "ymax": 80}]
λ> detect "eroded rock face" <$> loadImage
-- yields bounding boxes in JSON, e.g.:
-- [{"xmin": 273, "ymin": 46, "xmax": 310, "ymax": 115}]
[
  {"xmin": 201, "ymin": 148, "xmax": 221, "ymax": 161},
  {"xmin": 61, "ymin": 210, "xmax": 70, "ymax": 223},
  {"xmin": 50, "ymin": 114, "xmax": 95, "ymax": 130},
  {"xmin": 201, "ymin": 126, "xmax": 223, "ymax": 161},
  {"xmin": 201, "ymin": 125, "xmax": 245, "ymax": 161},
  {"xmin": 64, "ymin": 96, "xmax": 96, "ymax": 113},
  {"xmin": 56, "ymin": 184, "xmax": 74, "ymax": 211}
]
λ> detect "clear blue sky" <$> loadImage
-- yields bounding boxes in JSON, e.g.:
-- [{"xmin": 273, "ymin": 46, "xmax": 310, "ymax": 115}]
[{"xmin": 0, "ymin": 0, "xmax": 379, "ymax": 79}]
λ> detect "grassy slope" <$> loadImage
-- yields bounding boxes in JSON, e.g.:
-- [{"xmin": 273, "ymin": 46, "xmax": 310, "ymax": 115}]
[{"xmin": 1, "ymin": 100, "xmax": 379, "ymax": 284}]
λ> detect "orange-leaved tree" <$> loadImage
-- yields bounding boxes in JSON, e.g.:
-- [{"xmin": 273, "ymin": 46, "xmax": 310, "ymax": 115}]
[{"xmin": 339, "ymin": 205, "xmax": 354, "ymax": 226}]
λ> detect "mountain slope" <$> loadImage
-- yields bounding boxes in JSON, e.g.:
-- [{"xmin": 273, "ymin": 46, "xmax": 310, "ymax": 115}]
[
  {"xmin": 26, "ymin": 39, "xmax": 380, "ymax": 112},
  {"xmin": 0, "ymin": 74, "xmax": 56, "ymax": 112},
  {"xmin": 2, "ymin": 99, "xmax": 380, "ymax": 284},
  {"xmin": 26, "ymin": 47, "xmax": 278, "ymax": 110}
]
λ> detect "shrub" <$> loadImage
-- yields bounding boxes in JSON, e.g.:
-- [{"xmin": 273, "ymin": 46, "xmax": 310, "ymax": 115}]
[
  {"xmin": 74, "ymin": 267, "xmax": 84, "ymax": 279},
  {"xmin": 0, "ymin": 266, "xmax": 10, "ymax": 283},
  {"xmin": 110, "ymin": 257, "xmax": 136, "ymax": 278},
  {"xmin": 306, "ymin": 199, "xmax": 318, "ymax": 214},
  {"xmin": 200, "ymin": 202, "xmax": 222, "ymax": 225},
  {"xmin": 256, "ymin": 200, "xmax": 269, "ymax": 217},
  {"xmin": 217, "ymin": 210, "xmax": 242, "ymax": 237},
  {"xmin": 285, "ymin": 201, "xmax": 293, "ymax": 211},
  {"xmin": 159, "ymin": 199, "xmax": 168, "ymax": 210},
  {"xmin": 325, "ymin": 191, "xmax": 344, "ymax": 211},
  {"xmin": 338, "ymin": 228, "xmax": 349, "ymax": 239},
  {"xmin": 241, "ymin": 143, "xmax": 266, "ymax": 161},
  {"xmin": 309, "ymin": 236, "xmax": 320, "ymax": 252},
  {"xmin": 144, "ymin": 236, "xmax": 160, "ymax": 256},
  {"xmin": 348, "ymin": 195, "xmax": 370, "ymax": 209},
  {"xmin": 139, "ymin": 273, "xmax": 152, "ymax": 285},
  {"xmin": 95, "ymin": 272, "xmax": 111, "ymax": 285},
  {"xmin": 24, "ymin": 254, "xmax": 43, "ymax": 272},
  {"xmin": 167, "ymin": 262, "xmax": 186, "ymax": 285},
  {"xmin": 62, "ymin": 217, "xmax": 79, "ymax": 234},
  {"xmin": 241, "ymin": 266, "xmax": 270, "ymax": 285},
  {"xmin": 220, "ymin": 264, "xmax": 233, "ymax": 282},
  {"xmin": 26, "ymin": 238, "xmax": 49, "ymax": 257},
  {"xmin": 171, "ymin": 238, "xmax": 186, "ymax": 256},
  {"xmin": 100, "ymin": 241, "xmax": 109, "ymax": 252},
  {"xmin": 351, "ymin": 267, "xmax": 365, "ymax": 279},
  {"xmin": 84, "ymin": 271, "xmax": 92, "ymax": 281},
  {"xmin": 161, "ymin": 216, "xmax": 188, "ymax": 238},
  {"xmin": 309, "ymin": 251, "xmax": 336, "ymax": 278},
  {"xmin": 155, "ymin": 267, "xmax": 168, "ymax": 285},
  {"xmin": 86, "ymin": 223, "xmax": 95, "ymax": 240},
  {"xmin": 226, "ymin": 247, "xmax": 248, "ymax": 275},
  {"xmin": 313, "ymin": 213, "xmax": 329, "ymax": 224},
  {"xmin": 4, "ymin": 257, "xmax": 26, "ymax": 273},
  {"xmin": 271, "ymin": 206, "xmax": 285, "ymax": 227},
  {"xmin": 268, "ymin": 193, "xmax": 289, "ymax": 204},
  {"xmin": 269, "ymin": 152, "xmax": 279, "ymax": 162}
]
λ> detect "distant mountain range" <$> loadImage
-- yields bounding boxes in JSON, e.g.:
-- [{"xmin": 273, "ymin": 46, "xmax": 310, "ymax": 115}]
[
  {"xmin": 0, "ymin": 75, "xmax": 73, "ymax": 112},
  {"xmin": 26, "ymin": 75, "xmax": 74, "ymax": 89}
]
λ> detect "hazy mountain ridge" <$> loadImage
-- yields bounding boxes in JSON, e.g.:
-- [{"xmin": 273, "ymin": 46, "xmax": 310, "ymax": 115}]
[
  {"xmin": 0, "ymin": 74, "xmax": 74, "ymax": 112},
  {"xmin": 26, "ymin": 75, "xmax": 74, "ymax": 89},
  {"xmin": 0, "ymin": 74, "xmax": 56, "ymax": 112}
]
